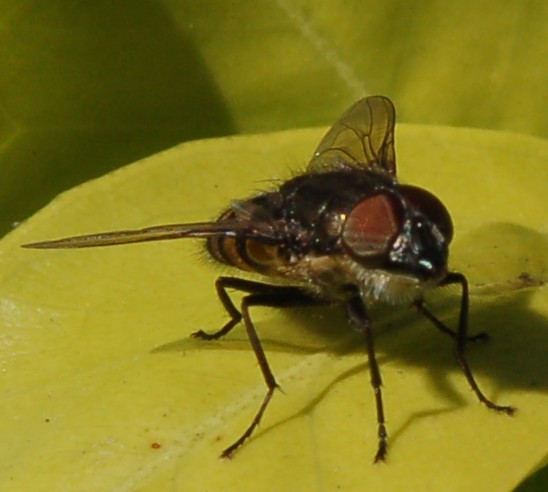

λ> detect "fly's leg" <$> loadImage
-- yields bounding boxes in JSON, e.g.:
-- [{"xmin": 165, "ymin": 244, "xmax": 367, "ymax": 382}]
[
  {"xmin": 414, "ymin": 299, "xmax": 489, "ymax": 342},
  {"xmin": 192, "ymin": 276, "xmax": 305, "ymax": 340},
  {"xmin": 346, "ymin": 295, "xmax": 388, "ymax": 463},
  {"xmin": 192, "ymin": 276, "xmax": 326, "ymax": 459},
  {"xmin": 422, "ymin": 272, "xmax": 515, "ymax": 415},
  {"xmin": 221, "ymin": 290, "xmax": 325, "ymax": 459}
]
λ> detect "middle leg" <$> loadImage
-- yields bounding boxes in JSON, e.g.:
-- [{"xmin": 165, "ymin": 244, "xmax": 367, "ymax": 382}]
[
  {"xmin": 346, "ymin": 295, "xmax": 388, "ymax": 463},
  {"xmin": 212, "ymin": 282, "xmax": 328, "ymax": 458}
]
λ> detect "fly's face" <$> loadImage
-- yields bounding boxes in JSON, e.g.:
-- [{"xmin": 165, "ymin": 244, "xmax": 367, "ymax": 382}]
[{"xmin": 391, "ymin": 192, "xmax": 452, "ymax": 280}]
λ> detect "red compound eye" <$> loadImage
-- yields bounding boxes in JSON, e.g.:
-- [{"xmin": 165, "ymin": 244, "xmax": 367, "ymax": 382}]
[{"xmin": 342, "ymin": 193, "xmax": 401, "ymax": 257}]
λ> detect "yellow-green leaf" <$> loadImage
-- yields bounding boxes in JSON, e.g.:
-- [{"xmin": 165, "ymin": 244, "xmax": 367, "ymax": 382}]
[{"xmin": 0, "ymin": 125, "xmax": 546, "ymax": 491}]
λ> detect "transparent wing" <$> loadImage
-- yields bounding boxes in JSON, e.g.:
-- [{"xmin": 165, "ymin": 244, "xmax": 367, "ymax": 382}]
[
  {"xmin": 308, "ymin": 96, "xmax": 397, "ymax": 177},
  {"xmin": 21, "ymin": 219, "xmax": 278, "ymax": 249}
]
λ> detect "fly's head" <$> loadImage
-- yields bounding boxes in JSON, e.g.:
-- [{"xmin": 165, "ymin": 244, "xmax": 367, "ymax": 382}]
[{"xmin": 341, "ymin": 185, "xmax": 453, "ymax": 285}]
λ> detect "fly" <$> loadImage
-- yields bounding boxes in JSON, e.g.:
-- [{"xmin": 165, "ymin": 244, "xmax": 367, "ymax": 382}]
[{"xmin": 23, "ymin": 96, "xmax": 515, "ymax": 462}]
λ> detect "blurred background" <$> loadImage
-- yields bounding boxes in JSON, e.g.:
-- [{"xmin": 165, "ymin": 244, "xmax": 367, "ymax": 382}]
[{"xmin": 0, "ymin": 0, "xmax": 546, "ymax": 235}]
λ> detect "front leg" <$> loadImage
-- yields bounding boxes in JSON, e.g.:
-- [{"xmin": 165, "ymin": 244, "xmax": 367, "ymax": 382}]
[
  {"xmin": 426, "ymin": 272, "xmax": 515, "ymax": 415},
  {"xmin": 414, "ymin": 298, "xmax": 489, "ymax": 342},
  {"xmin": 346, "ymin": 296, "xmax": 388, "ymax": 463}
]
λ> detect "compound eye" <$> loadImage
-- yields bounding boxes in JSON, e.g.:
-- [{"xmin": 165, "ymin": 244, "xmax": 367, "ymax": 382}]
[
  {"xmin": 342, "ymin": 193, "xmax": 401, "ymax": 257},
  {"xmin": 398, "ymin": 185, "xmax": 454, "ymax": 242}
]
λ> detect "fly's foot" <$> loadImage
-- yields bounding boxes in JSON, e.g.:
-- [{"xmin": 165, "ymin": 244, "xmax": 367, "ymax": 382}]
[
  {"xmin": 489, "ymin": 403, "xmax": 516, "ymax": 416},
  {"xmin": 468, "ymin": 331, "xmax": 490, "ymax": 342},
  {"xmin": 373, "ymin": 424, "xmax": 388, "ymax": 463},
  {"xmin": 191, "ymin": 329, "xmax": 217, "ymax": 340}
]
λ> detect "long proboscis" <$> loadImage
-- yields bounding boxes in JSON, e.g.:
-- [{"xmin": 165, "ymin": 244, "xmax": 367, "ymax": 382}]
[{"xmin": 21, "ymin": 222, "xmax": 244, "ymax": 249}]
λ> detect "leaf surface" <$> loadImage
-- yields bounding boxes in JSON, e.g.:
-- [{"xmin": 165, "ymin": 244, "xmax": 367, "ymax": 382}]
[{"xmin": 0, "ymin": 125, "xmax": 546, "ymax": 491}]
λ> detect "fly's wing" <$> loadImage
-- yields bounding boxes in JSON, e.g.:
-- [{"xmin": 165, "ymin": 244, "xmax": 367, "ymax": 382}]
[
  {"xmin": 22, "ymin": 219, "xmax": 279, "ymax": 249},
  {"xmin": 308, "ymin": 96, "xmax": 397, "ymax": 177}
]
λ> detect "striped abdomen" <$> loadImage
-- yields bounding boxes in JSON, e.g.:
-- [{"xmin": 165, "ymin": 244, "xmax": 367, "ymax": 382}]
[{"xmin": 206, "ymin": 208, "xmax": 285, "ymax": 275}]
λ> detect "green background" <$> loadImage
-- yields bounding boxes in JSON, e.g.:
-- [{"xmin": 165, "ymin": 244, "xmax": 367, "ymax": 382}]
[{"xmin": 0, "ymin": 0, "xmax": 546, "ymax": 235}]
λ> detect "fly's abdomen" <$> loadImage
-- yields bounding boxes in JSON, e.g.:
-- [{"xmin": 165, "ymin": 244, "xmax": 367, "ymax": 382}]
[
  {"xmin": 206, "ymin": 205, "xmax": 286, "ymax": 274},
  {"xmin": 207, "ymin": 235, "xmax": 284, "ymax": 274}
]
